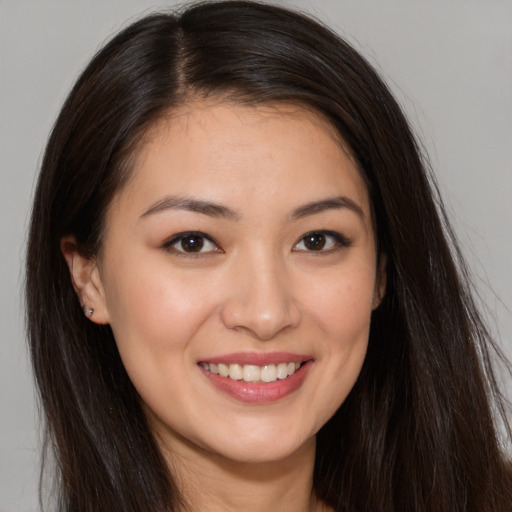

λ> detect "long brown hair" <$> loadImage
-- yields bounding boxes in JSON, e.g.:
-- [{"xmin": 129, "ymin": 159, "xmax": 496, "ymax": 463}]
[{"xmin": 26, "ymin": 2, "xmax": 512, "ymax": 511}]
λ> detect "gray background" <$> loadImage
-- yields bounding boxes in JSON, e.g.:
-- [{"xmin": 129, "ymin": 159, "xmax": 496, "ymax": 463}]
[{"xmin": 1, "ymin": 1, "xmax": 511, "ymax": 510}]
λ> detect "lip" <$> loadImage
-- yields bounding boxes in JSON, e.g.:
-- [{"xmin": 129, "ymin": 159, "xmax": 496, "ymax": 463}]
[
  {"xmin": 199, "ymin": 351, "xmax": 311, "ymax": 366},
  {"xmin": 198, "ymin": 356, "xmax": 313, "ymax": 404}
]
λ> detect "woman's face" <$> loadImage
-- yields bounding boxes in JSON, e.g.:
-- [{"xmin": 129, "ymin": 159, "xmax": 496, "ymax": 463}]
[{"xmin": 91, "ymin": 101, "xmax": 384, "ymax": 463}]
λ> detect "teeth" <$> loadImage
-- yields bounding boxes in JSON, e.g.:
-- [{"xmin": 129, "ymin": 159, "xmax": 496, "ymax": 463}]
[
  {"xmin": 261, "ymin": 364, "xmax": 277, "ymax": 383},
  {"xmin": 276, "ymin": 363, "xmax": 288, "ymax": 379},
  {"xmin": 201, "ymin": 361, "xmax": 302, "ymax": 383},
  {"xmin": 229, "ymin": 364, "xmax": 243, "ymax": 380},
  {"xmin": 218, "ymin": 363, "xmax": 229, "ymax": 378},
  {"xmin": 242, "ymin": 365, "xmax": 260, "ymax": 382}
]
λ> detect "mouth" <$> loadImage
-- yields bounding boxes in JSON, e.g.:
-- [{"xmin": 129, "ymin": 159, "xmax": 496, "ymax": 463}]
[
  {"xmin": 198, "ymin": 353, "xmax": 313, "ymax": 403},
  {"xmin": 199, "ymin": 361, "xmax": 304, "ymax": 383}
]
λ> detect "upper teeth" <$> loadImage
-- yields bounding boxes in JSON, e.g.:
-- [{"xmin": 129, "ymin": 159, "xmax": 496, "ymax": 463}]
[{"xmin": 200, "ymin": 362, "xmax": 301, "ymax": 383}]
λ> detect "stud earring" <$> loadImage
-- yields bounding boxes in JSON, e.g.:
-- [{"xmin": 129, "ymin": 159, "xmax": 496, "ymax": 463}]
[{"xmin": 82, "ymin": 304, "xmax": 94, "ymax": 317}]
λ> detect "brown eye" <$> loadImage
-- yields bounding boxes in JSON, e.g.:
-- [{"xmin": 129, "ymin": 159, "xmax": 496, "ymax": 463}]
[
  {"xmin": 180, "ymin": 235, "xmax": 204, "ymax": 252},
  {"xmin": 303, "ymin": 233, "xmax": 326, "ymax": 251},
  {"xmin": 293, "ymin": 231, "xmax": 351, "ymax": 253},
  {"xmin": 164, "ymin": 232, "xmax": 219, "ymax": 254}
]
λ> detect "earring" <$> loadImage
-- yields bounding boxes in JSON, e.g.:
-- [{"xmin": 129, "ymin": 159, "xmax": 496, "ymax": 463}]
[{"xmin": 82, "ymin": 304, "xmax": 94, "ymax": 317}]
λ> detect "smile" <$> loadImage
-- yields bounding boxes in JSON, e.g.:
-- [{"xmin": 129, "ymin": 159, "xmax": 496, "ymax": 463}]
[
  {"xmin": 199, "ymin": 361, "xmax": 302, "ymax": 383},
  {"xmin": 198, "ymin": 353, "xmax": 312, "ymax": 403}
]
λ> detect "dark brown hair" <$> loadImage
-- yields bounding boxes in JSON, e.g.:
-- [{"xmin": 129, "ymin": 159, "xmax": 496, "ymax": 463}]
[{"xmin": 26, "ymin": 2, "xmax": 512, "ymax": 511}]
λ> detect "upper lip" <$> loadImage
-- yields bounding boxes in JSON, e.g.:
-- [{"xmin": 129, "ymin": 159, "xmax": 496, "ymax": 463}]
[{"xmin": 199, "ymin": 352, "xmax": 312, "ymax": 366}]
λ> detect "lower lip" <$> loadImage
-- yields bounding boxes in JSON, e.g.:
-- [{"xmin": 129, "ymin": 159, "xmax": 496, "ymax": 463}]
[{"xmin": 199, "ymin": 360, "xmax": 313, "ymax": 404}]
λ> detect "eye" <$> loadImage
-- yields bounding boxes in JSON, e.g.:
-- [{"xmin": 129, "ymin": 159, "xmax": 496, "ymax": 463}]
[
  {"xmin": 163, "ymin": 232, "xmax": 220, "ymax": 254},
  {"xmin": 293, "ymin": 231, "xmax": 351, "ymax": 252}
]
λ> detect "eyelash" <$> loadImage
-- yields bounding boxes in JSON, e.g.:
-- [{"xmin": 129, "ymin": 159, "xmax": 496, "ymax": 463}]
[
  {"xmin": 292, "ymin": 231, "xmax": 352, "ymax": 253},
  {"xmin": 162, "ymin": 230, "xmax": 352, "ymax": 256},
  {"xmin": 162, "ymin": 231, "xmax": 222, "ymax": 256}
]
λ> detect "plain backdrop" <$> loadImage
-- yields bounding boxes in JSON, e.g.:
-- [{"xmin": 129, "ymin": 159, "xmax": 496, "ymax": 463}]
[{"xmin": 1, "ymin": 1, "xmax": 511, "ymax": 510}]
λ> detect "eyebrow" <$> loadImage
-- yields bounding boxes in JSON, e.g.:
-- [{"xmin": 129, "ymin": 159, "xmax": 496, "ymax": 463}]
[
  {"xmin": 140, "ymin": 196, "xmax": 240, "ymax": 220},
  {"xmin": 140, "ymin": 195, "xmax": 364, "ymax": 221},
  {"xmin": 290, "ymin": 196, "xmax": 365, "ymax": 220}
]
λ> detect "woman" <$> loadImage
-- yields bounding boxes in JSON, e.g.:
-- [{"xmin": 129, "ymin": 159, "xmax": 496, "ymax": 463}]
[{"xmin": 26, "ymin": 1, "xmax": 512, "ymax": 511}]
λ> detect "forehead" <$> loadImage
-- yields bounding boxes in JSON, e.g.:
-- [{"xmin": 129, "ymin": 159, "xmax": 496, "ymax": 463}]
[{"xmin": 111, "ymin": 100, "xmax": 370, "ymax": 222}]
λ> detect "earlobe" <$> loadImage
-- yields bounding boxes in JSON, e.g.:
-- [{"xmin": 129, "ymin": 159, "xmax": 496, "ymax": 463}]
[
  {"xmin": 372, "ymin": 254, "xmax": 387, "ymax": 310},
  {"xmin": 60, "ymin": 235, "xmax": 110, "ymax": 324}
]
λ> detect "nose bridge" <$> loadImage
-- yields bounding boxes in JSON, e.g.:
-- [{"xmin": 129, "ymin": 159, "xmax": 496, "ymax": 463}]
[{"xmin": 220, "ymin": 244, "xmax": 300, "ymax": 340}]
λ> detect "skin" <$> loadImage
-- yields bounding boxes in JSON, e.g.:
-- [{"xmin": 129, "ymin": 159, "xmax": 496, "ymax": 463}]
[{"xmin": 62, "ymin": 100, "xmax": 385, "ymax": 512}]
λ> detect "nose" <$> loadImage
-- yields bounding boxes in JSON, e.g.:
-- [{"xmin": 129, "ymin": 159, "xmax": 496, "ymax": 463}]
[{"xmin": 220, "ymin": 250, "xmax": 301, "ymax": 341}]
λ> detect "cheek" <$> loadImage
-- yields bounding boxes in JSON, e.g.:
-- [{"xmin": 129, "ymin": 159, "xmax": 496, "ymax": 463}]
[
  {"xmin": 102, "ymin": 259, "xmax": 216, "ymax": 374},
  {"xmin": 325, "ymin": 273, "xmax": 374, "ymax": 382},
  {"xmin": 301, "ymin": 262, "xmax": 376, "ymax": 340},
  {"xmin": 299, "ymin": 264, "xmax": 375, "ymax": 417}
]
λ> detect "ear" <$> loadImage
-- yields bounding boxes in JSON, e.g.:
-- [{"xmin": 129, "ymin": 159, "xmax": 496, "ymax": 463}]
[
  {"xmin": 60, "ymin": 235, "xmax": 110, "ymax": 324},
  {"xmin": 372, "ymin": 254, "xmax": 387, "ymax": 310}
]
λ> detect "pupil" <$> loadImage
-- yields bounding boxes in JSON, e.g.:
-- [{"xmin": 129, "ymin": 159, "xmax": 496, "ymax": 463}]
[
  {"xmin": 181, "ymin": 236, "xmax": 204, "ymax": 252},
  {"xmin": 304, "ymin": 233, "xmax": 325, "ymax": 250}
]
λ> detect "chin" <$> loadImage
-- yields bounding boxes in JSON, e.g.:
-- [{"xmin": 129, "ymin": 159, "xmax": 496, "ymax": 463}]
[{"xmin": 200, "ymin": 428, "xmax": 316, "ymax": 466}]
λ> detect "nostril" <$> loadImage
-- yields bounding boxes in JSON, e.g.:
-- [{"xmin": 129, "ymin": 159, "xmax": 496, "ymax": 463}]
[{"xmin": 221, "ymin": 303, "xmax": 300, "ymax": 341}]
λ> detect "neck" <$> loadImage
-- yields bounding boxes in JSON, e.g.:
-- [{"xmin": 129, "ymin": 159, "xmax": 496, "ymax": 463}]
[{"xmin": 161, "ymin": 435, "xmax": 329, "ymax": 512}]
